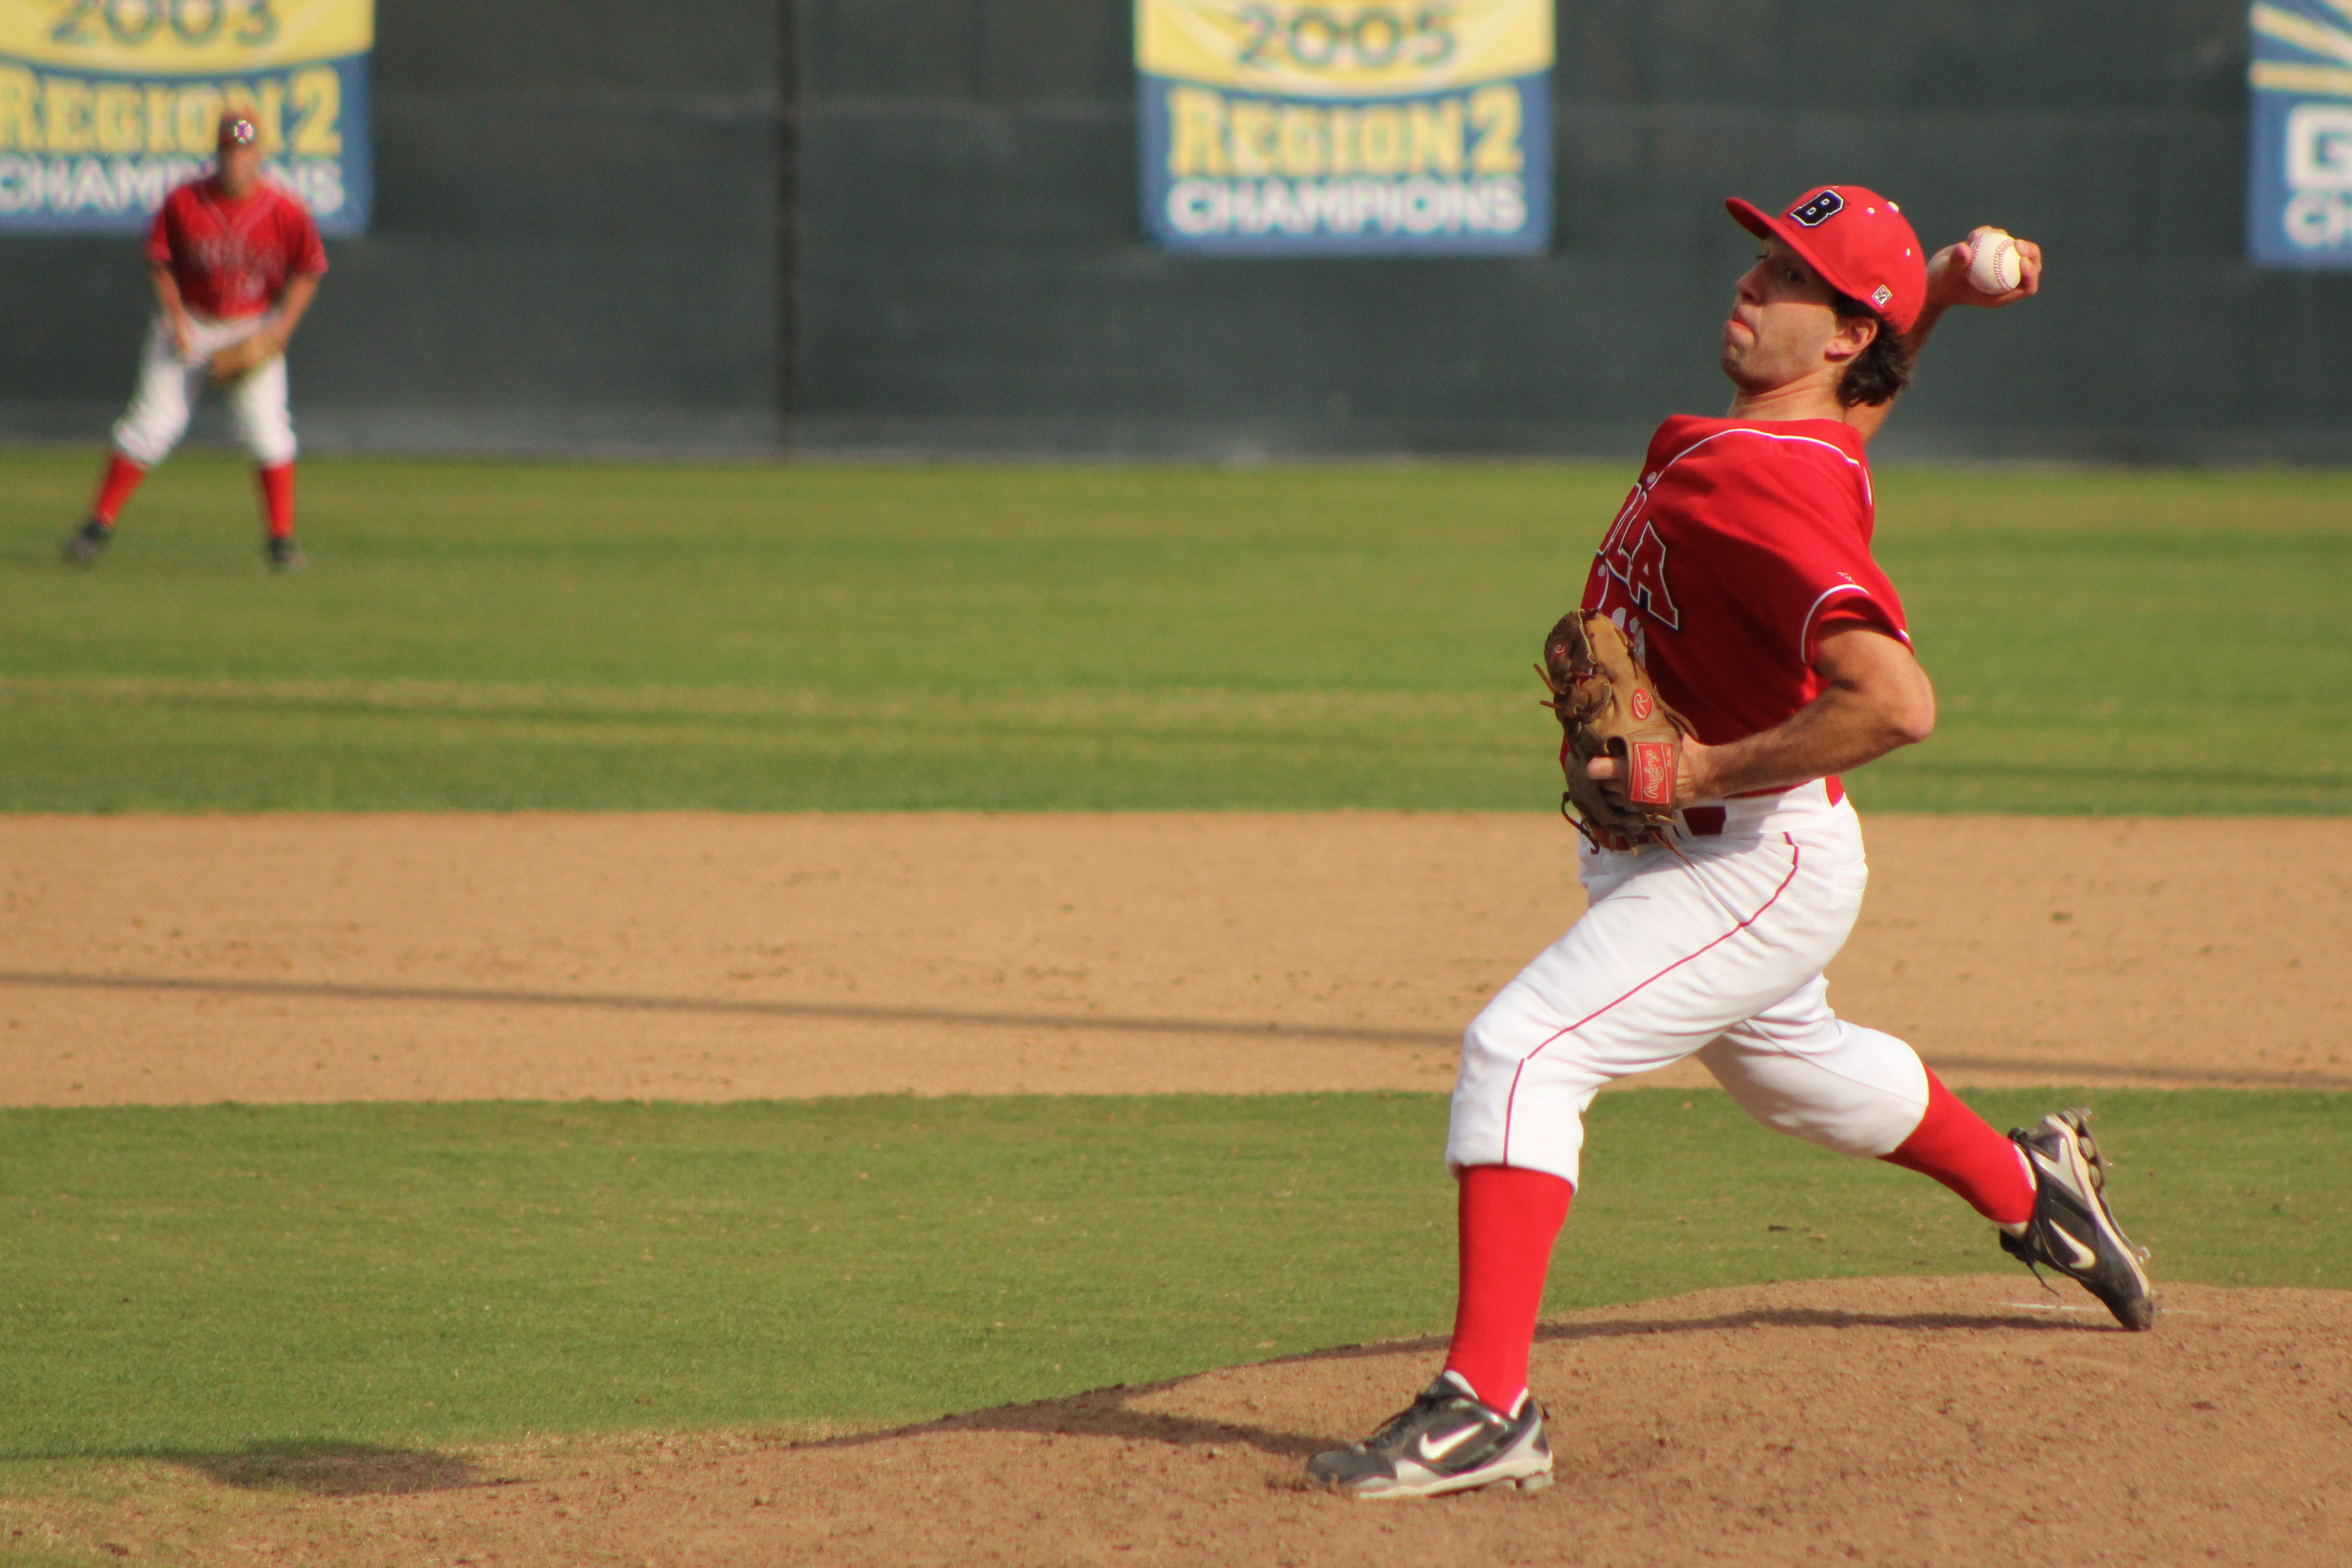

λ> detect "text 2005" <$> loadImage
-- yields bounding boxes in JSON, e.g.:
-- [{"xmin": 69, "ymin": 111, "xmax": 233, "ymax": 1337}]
[
  {"xmin": 1236, "ymin": 5, "xmax": 1455, "ymax": 72},
  {"xmin": 49, "ymin": 0, "xmax": 280, "ymax": 49}
]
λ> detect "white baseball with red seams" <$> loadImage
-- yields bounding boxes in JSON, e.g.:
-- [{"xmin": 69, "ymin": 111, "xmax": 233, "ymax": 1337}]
[
  {"xmin": 1444, "ymin": 414, "xmax": 1935, "ymax": 1184},
  {"xmin": 1968, "ymin": 229, "xmax": 2023, "ymax": 294}
]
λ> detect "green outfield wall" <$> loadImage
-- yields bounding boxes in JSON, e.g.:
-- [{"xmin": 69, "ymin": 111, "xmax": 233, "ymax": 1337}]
[{"xmin": 1, "ymin": 2, "xmax": 2343, "ymax": 461}]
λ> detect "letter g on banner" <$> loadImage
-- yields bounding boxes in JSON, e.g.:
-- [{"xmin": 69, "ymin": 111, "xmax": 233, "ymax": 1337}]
[{"xmin": 2287, "ymin": 102, "xmax": 2352, "ymax": 190}]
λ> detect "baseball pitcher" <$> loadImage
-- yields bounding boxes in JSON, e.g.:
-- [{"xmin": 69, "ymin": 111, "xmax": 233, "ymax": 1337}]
[
  {"xmin": 1310, "ymin": 188, "xmax": 2154, "ymax": 1499},
  {"xmin": 65, "ymin": 111, "xmax": 327, "ymax": 572}
]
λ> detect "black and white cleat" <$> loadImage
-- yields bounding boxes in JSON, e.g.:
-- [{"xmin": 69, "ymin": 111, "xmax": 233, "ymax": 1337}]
[
  {"xmin": 2003, "ymin": 1108, "xmax": 2155, "ymax": 1331},
  {"xmin": 1306, "ymin": 1372, "xmax": 1553, "ymax": 1498}
]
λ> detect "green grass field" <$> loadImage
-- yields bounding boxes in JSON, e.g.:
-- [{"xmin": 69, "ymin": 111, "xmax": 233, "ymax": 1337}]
[
  {"xmin": 4, "ymin": 449, "xmax": 2348, "ymax": 813},
  {"xmin": 4, "ymin": 450, "xmax": 2347, "ymax": 1558},
  {"xmin": 2, "ymin": 1089, "xmax": 2343, "ymax": 1461}
]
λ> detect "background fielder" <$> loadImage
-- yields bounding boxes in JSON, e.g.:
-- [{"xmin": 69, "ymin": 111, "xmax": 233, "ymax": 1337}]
[
  {"xmin": 1307, "ymin": 188, "xmax": 2157, "ymax": 1500},
  {"xmin": 65, "ymin": 112, "xmax": 327, "ymax": 573}
]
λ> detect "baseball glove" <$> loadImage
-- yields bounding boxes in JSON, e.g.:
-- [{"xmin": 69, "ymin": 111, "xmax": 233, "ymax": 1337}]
[
  {"xmin": 205, "ymin": 331, "xmax": 282, "ymax": 385},
  {"xmin": 1537, "ymin": 611, "xmax": 1692, "ymax": 849}
]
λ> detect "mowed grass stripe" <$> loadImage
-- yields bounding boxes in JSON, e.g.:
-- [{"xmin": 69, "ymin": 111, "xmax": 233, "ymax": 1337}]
[
  {"xmin": 4, "ymin": 451, "xmax": 2349, "ymax": 812},
  {"xmin": 0, "ymin": 1090, "xmax": 2341, "ymax": 1457},
  {"xmin": 0, "ymin": 675, "xmax": 1519, "ymax": 726},
  {"xmin": 6, "ymin": 681, "xmax": 2339, "ymax": 807}
]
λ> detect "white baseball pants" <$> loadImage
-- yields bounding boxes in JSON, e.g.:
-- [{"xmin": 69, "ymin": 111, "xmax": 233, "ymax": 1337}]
[
  {"xmin": 1447, "ymin": 780, "xmax": 1932, "ymax": 1186},
  {"xmin": 111, "ymin": 311, "xmax": 296, "ymax": 468}
]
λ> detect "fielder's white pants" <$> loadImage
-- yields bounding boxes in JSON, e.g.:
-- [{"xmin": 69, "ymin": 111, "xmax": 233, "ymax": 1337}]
[
  {"xmin": 111, "ymin": 311, "xmax": 296, "ymax": 468},
  {"xmin": 1447, "ymin": 780, "xmax": 1931, "ymax": 1186}
]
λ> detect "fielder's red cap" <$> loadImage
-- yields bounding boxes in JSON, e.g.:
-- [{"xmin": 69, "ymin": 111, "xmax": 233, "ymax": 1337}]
[
  {"xmin": 218, "ymin": 111, "xmax": 259, "ymax": 149},
  {"xmin": 1725, "ymin": 185, "xmax": 1925, "ymax": 332}
]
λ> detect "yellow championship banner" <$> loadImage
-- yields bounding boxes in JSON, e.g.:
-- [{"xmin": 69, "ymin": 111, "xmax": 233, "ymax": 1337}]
[
  {"xmin": 1136, "ymin": 0, "xmax": 1552, "ymax": 253},
  {"xmin": 0, "ymin": 0, "xmax": 371, "ymax": 233}
]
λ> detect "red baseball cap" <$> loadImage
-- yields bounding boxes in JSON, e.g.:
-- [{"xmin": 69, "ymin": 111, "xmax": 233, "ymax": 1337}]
[
  {"xmin": 218, "ymin": 112, "xmax": 259, "ymax": 150},
  {"xmin": 1725, "ymin": 185, "xmax": 1925, "ymax": 332}
]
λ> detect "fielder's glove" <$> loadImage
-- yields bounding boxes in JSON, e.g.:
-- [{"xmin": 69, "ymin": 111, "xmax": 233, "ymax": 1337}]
[
  {"xmin": 206, "ymin": 331, "xmax": 282, "ymax": 385},
  {"xmin": 1537, "ymin": 611, "xmax": 1691, "ymax": 849}
]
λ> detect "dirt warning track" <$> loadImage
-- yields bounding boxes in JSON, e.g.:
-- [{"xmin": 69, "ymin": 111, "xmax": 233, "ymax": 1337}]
[{"xmin": 1, "ymin": 812, "xmax": 2345, "ymax": 1105}]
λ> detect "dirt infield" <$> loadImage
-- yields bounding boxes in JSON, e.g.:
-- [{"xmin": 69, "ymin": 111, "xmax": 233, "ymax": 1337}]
[
  {"xmin": 1, "ymin": 812, "xmax": 2345, "ymax": 1104},
  {"xmin": 45, "ymin": 1276, "xmax": 2349, "ymax": 1566},
  {"xmin": 8, "ymin": 814, "xmax": 2348, "ymax": 1566}
]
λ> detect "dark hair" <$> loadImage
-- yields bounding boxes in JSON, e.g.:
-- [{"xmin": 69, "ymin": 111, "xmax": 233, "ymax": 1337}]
[{"xmin": 1830, "ymin": 293, "xmax": 1913, "ymax": 408}]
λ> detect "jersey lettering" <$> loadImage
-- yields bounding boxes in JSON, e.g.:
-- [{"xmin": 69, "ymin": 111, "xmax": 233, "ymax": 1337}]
[
  {"xmin": 1604, "ymin": 519, "xmax": 1682, "ymax": 630},
  {"xmin": 1581, "ymin": 415, "xmax": 1899, "ymax": 747},
  {"xmin": 1596, "ymin": 484, "xmax": 1644, "ymax": 558},
  {"xmin": 147, "ymin": 178, "xmax": 326, "ymax": 320}
]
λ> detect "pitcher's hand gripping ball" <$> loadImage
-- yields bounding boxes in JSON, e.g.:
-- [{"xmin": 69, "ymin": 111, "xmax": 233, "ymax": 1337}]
[
  {"xmin": 1537, "ymin": 612, "xmax": 1690, "ymax": 850},
  {"xmin": 1967, "ymin": 229, "xmax": 2024, "ymax": 294},
  {"xmin": 205, "ymin": 331, "xmax": 281, "ymax": 386}
]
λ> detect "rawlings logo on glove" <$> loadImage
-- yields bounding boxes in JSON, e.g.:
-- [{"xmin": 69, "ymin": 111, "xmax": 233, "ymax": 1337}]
[{"xmin": 1536, "ymin": 611, "xmax": 1692, "ymax": 850}]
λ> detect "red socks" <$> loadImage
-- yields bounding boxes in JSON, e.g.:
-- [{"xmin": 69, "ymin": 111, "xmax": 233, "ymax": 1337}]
[
  {"xmin": 1442, "ymin": 1082, "xmax": 2028, "ymax": 1411},
  {"xmin": 1880, "ymin": 1069, "xmax": 2036, "ymax": 1225},
  {"xmin": 1442, "ymin": 1165, "xmax": 1574, "ymax": 1412},
  {"xmin": 258, "ymin": 463, "xmax": 296, "ymax": 538},
  {"xmin": 89, "ymin": 457, "xmax": 297, "ymax": 540},
  {"xmin": 1442, "ymin": 1080, "xmax": 2023, "ymax": 1413},
  {"xmin": 91, "ymin": 453, "xmax": 147, "ymax": 524}
]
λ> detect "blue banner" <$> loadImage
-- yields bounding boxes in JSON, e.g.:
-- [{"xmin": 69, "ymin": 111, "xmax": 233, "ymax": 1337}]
[{"xmin": 2249, "ymin": 1, "xmax": 2352, "ymax": 267}]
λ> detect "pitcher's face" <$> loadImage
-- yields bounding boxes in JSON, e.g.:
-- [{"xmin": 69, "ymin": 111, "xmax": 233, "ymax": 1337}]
[{"xmin": 1719, "ymin": 238, "xmax": 1850, "ymax": 395}]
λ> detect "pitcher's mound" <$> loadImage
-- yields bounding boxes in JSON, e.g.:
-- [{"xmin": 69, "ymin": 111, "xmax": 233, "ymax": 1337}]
[{"xmin": 277, "ymin": 1276, "xmax": 2351, "ymax": 1567}]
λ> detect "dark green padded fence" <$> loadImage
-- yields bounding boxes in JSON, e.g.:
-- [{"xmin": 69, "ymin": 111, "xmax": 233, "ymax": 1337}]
[{"xmin": 3, "ymin": 3, "xmax": 2342, "ymax": 460}]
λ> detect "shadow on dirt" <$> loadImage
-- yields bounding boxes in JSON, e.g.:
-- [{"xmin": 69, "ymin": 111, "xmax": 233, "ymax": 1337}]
[
  {"xmin": 792, "ymin": 1298, "xmax": 2108, "ymax": 1463},
  {"xmin": 169, "ymin": 1441, "xmax": 500, "ymax": 1495},
  {"xmin": 4, "ymin": 968, "xmax": 2336, "ymax": 1088},
  {"xmin": 0, "ymin": 968, "xmax": 1452, "ymax": 1049},
  {"xmin": 0, "ymin": 1442, "xmax": 503, "ymax": 1496}
]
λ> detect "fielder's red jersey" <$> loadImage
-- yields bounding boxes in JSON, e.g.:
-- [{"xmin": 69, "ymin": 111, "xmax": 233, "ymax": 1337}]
[
  {"xmin": 143, "ymin": 176, "xmax": 327, "ymax": 320},
  {"xmin": 1581, "ymin": 414, "xmax": 1906, "ymax": 748}
]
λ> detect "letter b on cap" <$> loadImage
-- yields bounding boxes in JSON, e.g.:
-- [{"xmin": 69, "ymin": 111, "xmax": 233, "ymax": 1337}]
[{"xmin": 1790, "ymin": 190, "xmax": 1844, "ymax": 226}]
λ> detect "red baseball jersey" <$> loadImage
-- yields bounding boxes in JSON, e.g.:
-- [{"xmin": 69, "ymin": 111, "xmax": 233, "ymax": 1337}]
[
  {"xmin": 1581, "ymin": 414, "xmax": 1907, "ymax": 749},
  {"xmin": 144, "ymin": 176, "xmax": 327, "ymax": 321}
]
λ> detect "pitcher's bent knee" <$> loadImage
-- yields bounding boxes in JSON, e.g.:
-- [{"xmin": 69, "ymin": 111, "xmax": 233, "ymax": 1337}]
[
  {"xmin": 1444, "ymin": 995, "xmax": 1593, "ymax": 1185},
  {"xmin": 1698, "ymin": 1027, "xmax": 1929, "ymax": 1158}
]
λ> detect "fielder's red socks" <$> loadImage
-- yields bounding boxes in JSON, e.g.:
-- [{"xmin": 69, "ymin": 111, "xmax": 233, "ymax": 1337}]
[
  {"xmin": 91, "ymin": 452, "xmax": 147, "ymax": 524},
  {"xmin": 258, "ymin": 462, "xmax": 295, "ymax": 539},
  {"xmin": 1442, "ymin": 1164, "xmax": 1574, "ymax": 1412},
  {"xmin": 1880, "ymin": 1069, "xmax": 2036, "ymax": 1225}
]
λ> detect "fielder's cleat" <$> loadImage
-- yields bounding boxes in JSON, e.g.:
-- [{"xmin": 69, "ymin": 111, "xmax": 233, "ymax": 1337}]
[
  {"xmin": 2002, "ymin": 1109, "xmax": 2155, "ymax": 1331},
  {"xmin": 63, "ymin": 518, "xmax": 112, "ymax": 565},
  {"xmin": 266, "ymin": 535, "xmax": 306, "ymax": 572},
  {"xmin": 1306, "ymin": 1371, "xmax": 1553, "ymax": 1498}
]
